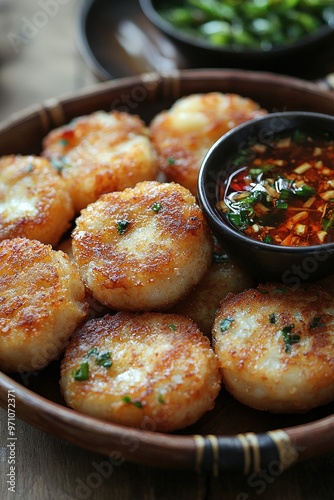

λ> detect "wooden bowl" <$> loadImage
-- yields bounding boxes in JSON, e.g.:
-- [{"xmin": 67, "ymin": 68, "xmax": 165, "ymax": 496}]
[{"xmin": 1, "ymin": 69, "xmax": 334, "ymax": 475}]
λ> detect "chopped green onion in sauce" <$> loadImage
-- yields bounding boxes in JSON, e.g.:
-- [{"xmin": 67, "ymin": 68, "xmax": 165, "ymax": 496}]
[
  {"xmin": 169, "ymin": 324, "xmax": 177, "ymax": 331},
  {"xmin": 218, "ymin": 129, "xmax": 334, "ymax": 246}
]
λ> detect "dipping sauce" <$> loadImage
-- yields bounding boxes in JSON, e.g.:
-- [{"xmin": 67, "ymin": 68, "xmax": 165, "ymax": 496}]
[{"xmin": 217, "ymin": 129, "xmax": 334, "ymax": 246}]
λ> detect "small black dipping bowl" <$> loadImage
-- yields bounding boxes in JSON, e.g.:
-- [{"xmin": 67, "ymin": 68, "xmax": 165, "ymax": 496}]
[{"xmin": 197, "ymin": 112, "xmax": 334, "ymax": 285}]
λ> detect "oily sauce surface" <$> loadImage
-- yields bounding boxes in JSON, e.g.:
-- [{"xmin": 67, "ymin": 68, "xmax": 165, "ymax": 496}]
[{"xmin": 218, "ymin": 129, "xmax": 334, "ymax": 246}]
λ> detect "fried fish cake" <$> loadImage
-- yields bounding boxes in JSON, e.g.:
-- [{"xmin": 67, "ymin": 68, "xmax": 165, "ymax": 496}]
[
  {"xmin": 212, "ymin": 282, "xmax": 334, "ymax": 413},
  {"xmin": 170, "ymin": 253, "xmax": 254, "ymax": 337},
  {"xmin": 150, "ymin": 92, "xmax": 267, "ymax": 195},
  {"xmin": 0, "ymin": 238, "xmax": 87, "ymax": 373},
  {"xmin": 0, "ymin": 155, "xmax": 74, "ymax": 246},
  {"xmin": 42, "ymin": 110, "xmax": 158, "ymax": 212},
  {"xmin": 60, "ymin": 312, "xmax": 221, "ymax": 432},
  {"xmin": 56, "ymin": 237, "xmax": 112, "ymax": 321},
  {"xmin": 72, "ymin": 181, "xmax": 213, "ymax": 311}
]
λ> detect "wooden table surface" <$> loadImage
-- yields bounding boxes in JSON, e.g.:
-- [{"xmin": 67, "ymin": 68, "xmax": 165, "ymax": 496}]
[{"xmin": 0, "ymin": 2, "xmax": 334, "ymax": 499}]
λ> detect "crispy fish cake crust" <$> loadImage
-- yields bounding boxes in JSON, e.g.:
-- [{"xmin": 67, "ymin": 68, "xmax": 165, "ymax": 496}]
[
  {"xmin": 150, "ymin": 92, "xmax": 267, "ymax": 194},
  {"xmin": 72, "ymin": 181, "xmax": 213, "ymax": 311},
  {"xmin": 0, "ymin": 155, "xmax": 74, "ymax": 246},
  {"xmin": 42, "ymin": 110, "xmax": 158, "ymax": 212},
  {"xmin": 57, "ymin": 237, "xmax": 112, "ymax": 320},
  {"xmin": 170, "ymin": 255, "xmax": 254, "ymax": 337},
  {"xmin": 0, "ymin": 238, "xmax": 87, "ymax": 373},
  {"xmin": 60, "ymin": 312, "xmax": 221, "ymax": 432},
  {"xmin": 212, "ymin": 282, "xmax": 334, "ymax": 413}
]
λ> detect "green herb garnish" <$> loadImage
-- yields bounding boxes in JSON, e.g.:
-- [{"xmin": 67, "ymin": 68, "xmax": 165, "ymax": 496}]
[
  {"xmin": 279, "ymin": 188, "xmax": 292, "ymax": 200},
  {"xmin": 86, "ymin": 347, "xmax": 112, "ymax": 369},
  {"xmin": 322, "ymin": 211, "xmax": 334, "ymax": 232},
  {"xmin": 95, "ymin": 352, "xmax": 112, "ymax": 368},
  {"xmin": 51, "ymin": 159, "xmax": 64, "ymax": 172},
  {"xmin": 220, "ymin": 317, "xmax": 234, "ymax": 332},
  {"xmin": 263, "ymin": 235, "xmax": 273, "ymax": 244},
  {"xmin": 249, "ymin": 167, "xmax": 263, "ymax": 178},
  {"xmin": 295, "ymin": 185, "xmax": 315, "ymax": 198},
  {"xmin": 158, "ymin": 393, "xmax": 166, "ymax": 404},
  {"xmin": 249, "ymin": 164, "xmax": 275, "ymax": 177},
  {"xmin": 151, "ymin": 201, "xmax": 162, "ymax": 213},
  {"xmin": 274, "ymin": 287, "xmax": 288, "ymax": 294},
  {"xmin": 87, "ymin": 347, "xmax": 99, "ymax": 357},
  {"xmin": 310, "ymin": 317, "xmax": 325, "ymax": 328},
  {"xmin": 213, "ymin": 252, "xmax": 230, "ymax": 263},
  {"xmin": 167, "ymin": 157, "xmax": 176, "ymax": 165},
  {"xmin": 227, "ymin": 210, "xmax": 252, "ymax": 230},
  {"xmin": 122, "ymin": 396, "xmax": 143, "ymax": 408},
  {"xmin": 233, "ymin": 150, "xmax": 252, "ymax": 167},
  {"xmin": 269, "ymin": 313, "xmax": 276, "ymax": 324},
  {"xmin": 276, "ymin": 199, "xmax": 288, "ymax": 209},
  {"xmin": 293, "ymin": 129, "xmax": 308, "ymax": 143},
  {"xmin": 72, "ymin": 362, "xmax": 89, "ymax": 381},
  {"xmin": 169, "ymin": 324, "xmax": 177, "ymax": 331},
  {"xmin": 281, "ymin": 324, "xmax": 300, "ymax": 353},
  {"xmin": 117, "ymin": 220, "xmax": 130, "ymax": 235}
]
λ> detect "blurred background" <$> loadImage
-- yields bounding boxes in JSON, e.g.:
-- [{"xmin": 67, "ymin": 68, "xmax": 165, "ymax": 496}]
[
  {"xmin": 0, "ymin": 0, "xmax": 333, "ymax": 121},
  {"xmin": 0, "ymin": 0, "xmax": 97, "ymax": 121}
]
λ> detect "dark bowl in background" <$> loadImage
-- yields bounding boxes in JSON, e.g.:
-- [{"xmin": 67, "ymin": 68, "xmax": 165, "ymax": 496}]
[
  {"xmin": 2, "ymin": 71, "xmax": 334, "ymax": 473},
  {"xmin": 139, "ymin": 0, "xmax": 334, "ymax": 73},
  {"xmin": 197, "ymin": 111, "xmax": 334, "ymax": 285}
]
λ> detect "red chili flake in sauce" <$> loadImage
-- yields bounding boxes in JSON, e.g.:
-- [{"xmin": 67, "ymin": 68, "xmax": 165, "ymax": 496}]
[{"xmin": 217, "ymin": 129, "xmax": 334, "ymax": 246}]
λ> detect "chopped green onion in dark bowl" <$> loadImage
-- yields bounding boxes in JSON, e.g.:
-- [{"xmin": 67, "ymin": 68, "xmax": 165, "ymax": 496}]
[{"xmin": 140, "ymin": 0, "xmax": 334, "ymax": 67}]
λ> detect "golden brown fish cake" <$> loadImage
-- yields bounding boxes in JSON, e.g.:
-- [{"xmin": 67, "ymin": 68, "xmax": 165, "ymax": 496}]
[
  {"xmin": 60, "ymin": 312, "xmax": 221, "ymax": 432},
  {"xmin": 56, "ymin": 237, "xmax": 112, "ymax": 320},
  {"xmin": 212, "ymin": 282, "xmax": 334, "ymax": 413},
  {"xmin": 72, "ymin": 181, "xmax": 213, "ymax": 311},
  {"xmin": 170, "ymin": 253, "xmax": 254, "ymax": 337},
  {"xmin": 150, "ymin": 92, "xmax": 267, "ymax": 195},
  {"xmin": 0, "ymin": 238, "xmax": 87, "ymax": 373},
  {"xmin": 42, "ymin": 110, "xmax": 158, "ymax": 212},
  {"xmin": 0, "ymin": 155, "xmax": 74, "ymax": 246}
]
